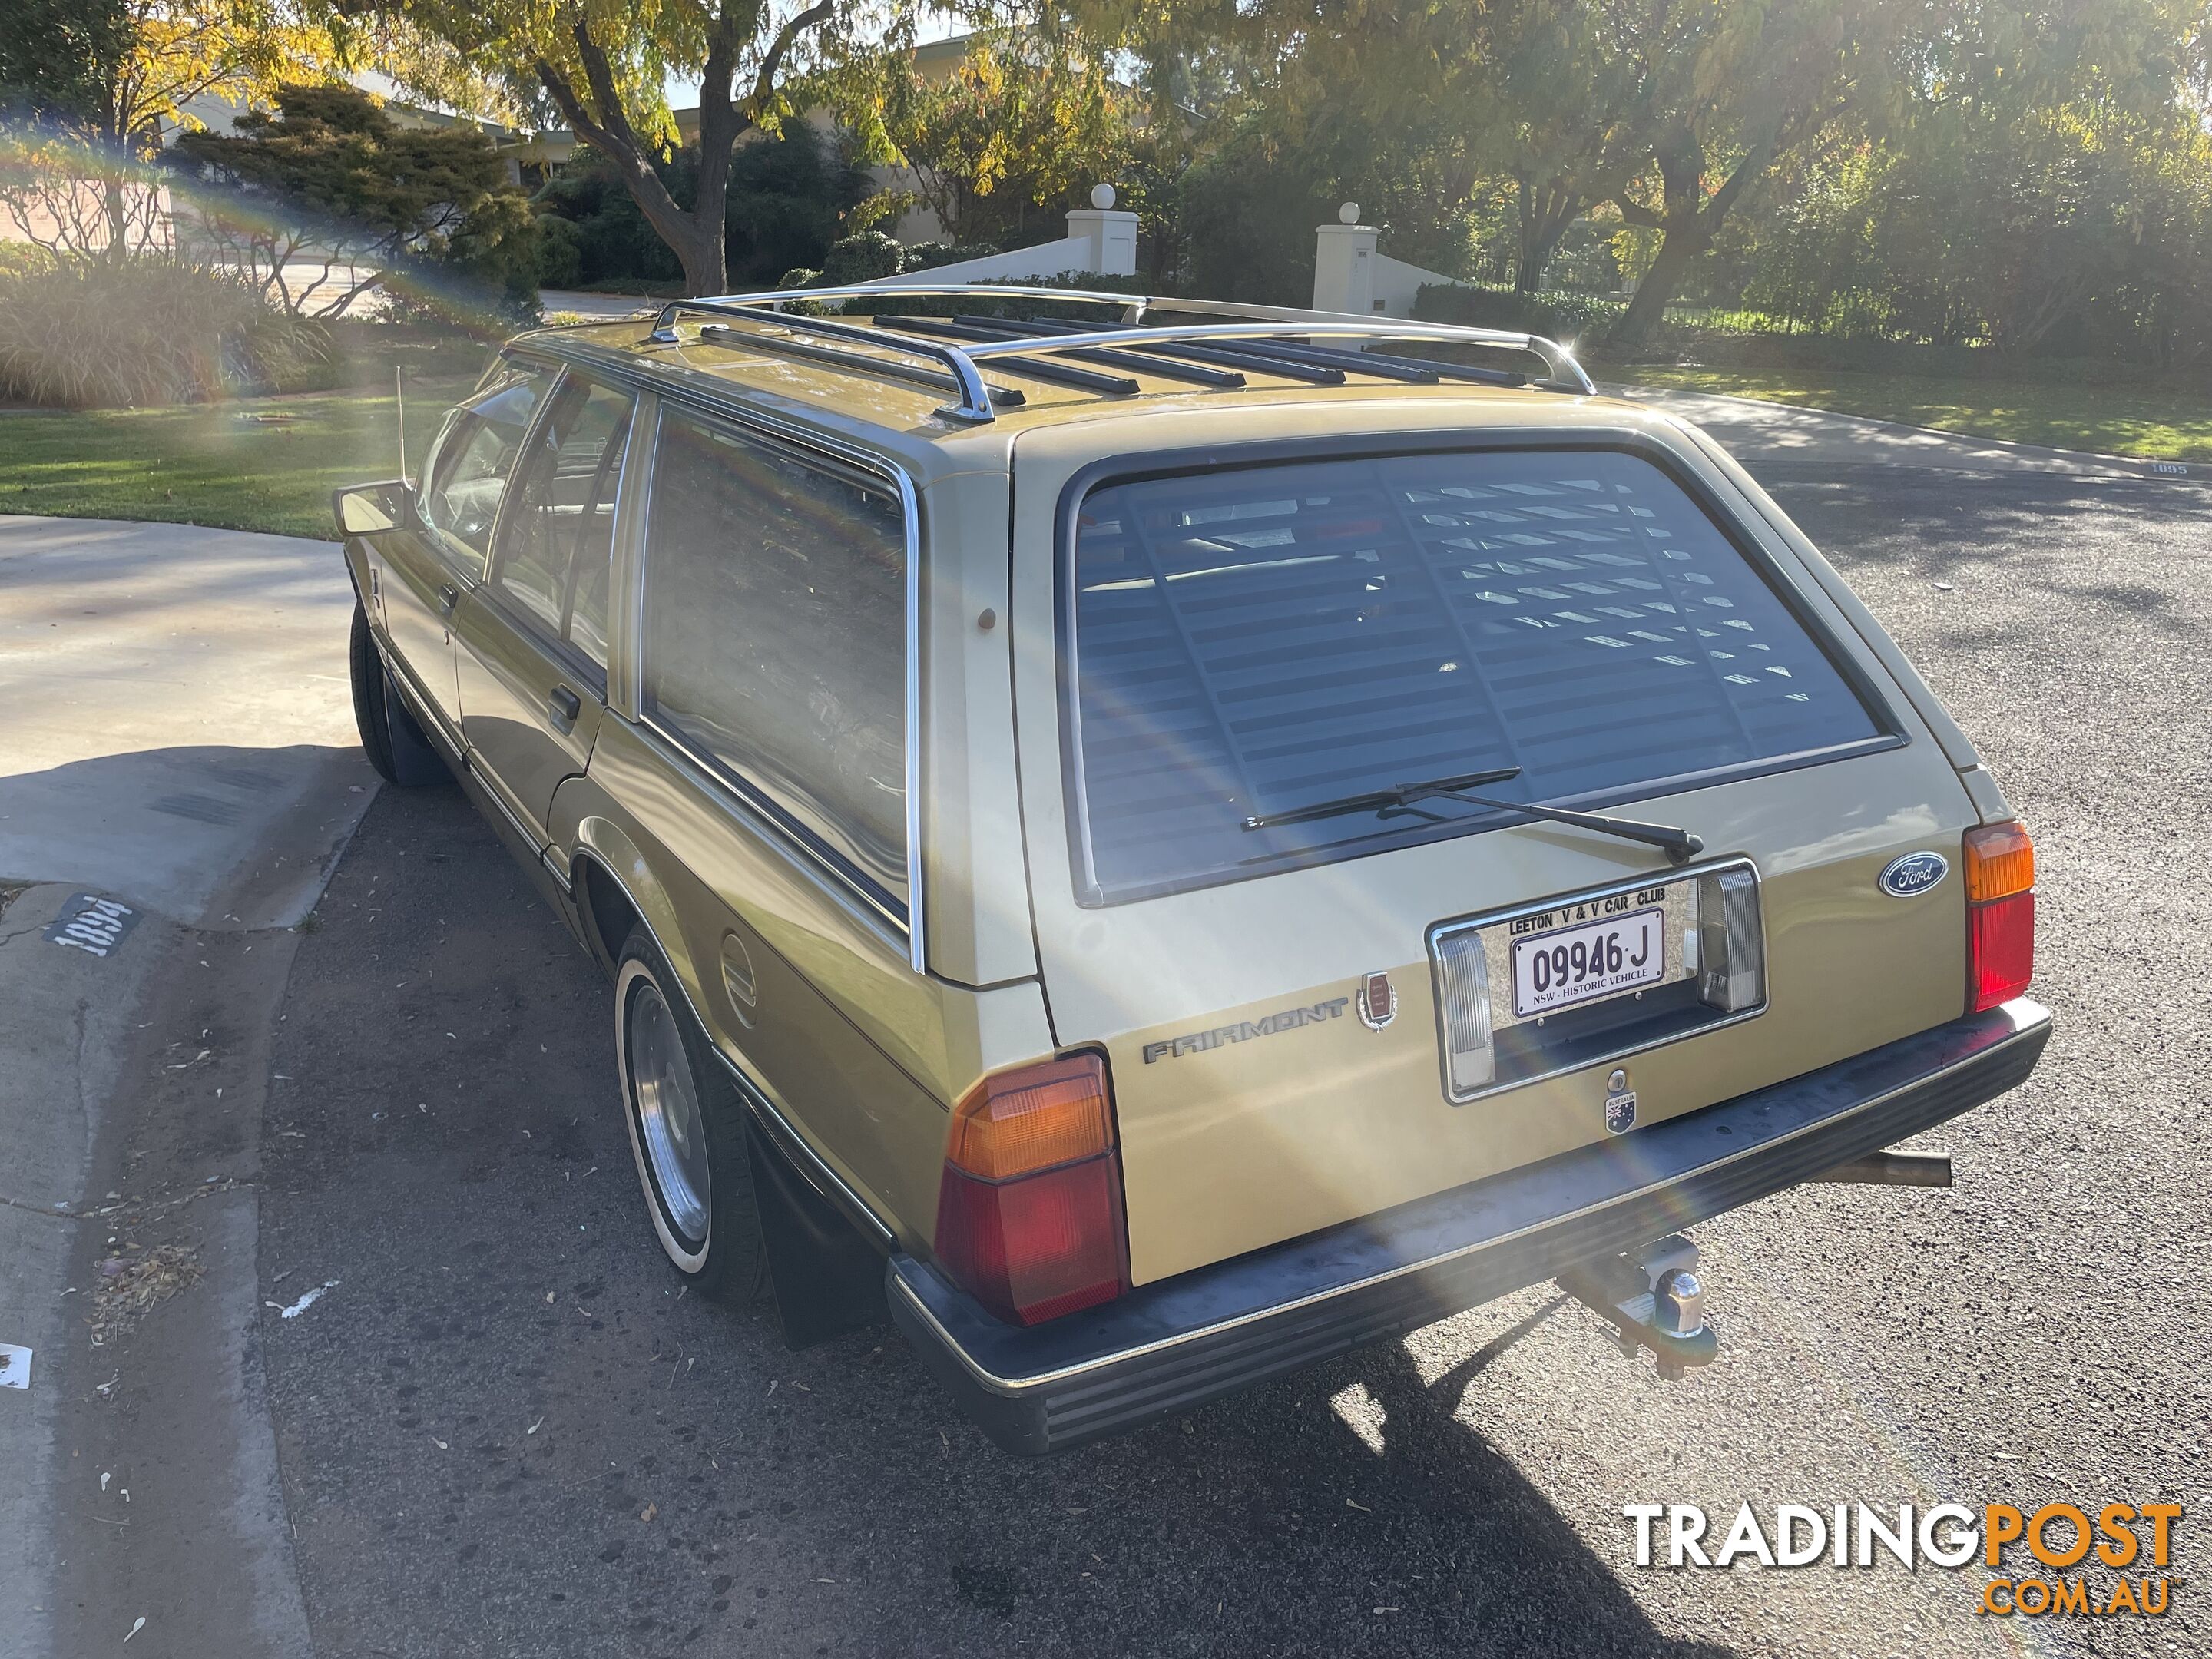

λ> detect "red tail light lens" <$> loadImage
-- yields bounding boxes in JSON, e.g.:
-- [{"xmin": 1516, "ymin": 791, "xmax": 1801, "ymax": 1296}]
[
  {"xmin": 934, "ymin": 1054, "xmax": 1128, "ymax": 1326},
  {"xmin": 1964, "ymin": 821, "xmax": 2035, "ymax": 1012}
]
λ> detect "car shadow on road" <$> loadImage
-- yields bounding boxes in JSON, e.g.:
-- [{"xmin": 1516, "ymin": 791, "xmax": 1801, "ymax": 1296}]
[
  {"xmin": 1757, "ymin": 465, "xmax": 2210, "ymax": 647},
  {"xmin": 257, "ymin": 782, "xmax": 1737, "ymax": 1659}
]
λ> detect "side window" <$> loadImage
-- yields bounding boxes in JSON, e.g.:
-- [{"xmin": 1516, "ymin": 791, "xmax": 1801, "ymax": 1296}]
[
  {"xmin": 420, "ymin": 363, "xmax": 557, "ymax": 566},
  {"xmin": 488, "ymin": 372, "xmax": 634, "ymax": 682},
  {"xmin": 641, "ymin": 409, "xmax": 909, "ymax": 912}
]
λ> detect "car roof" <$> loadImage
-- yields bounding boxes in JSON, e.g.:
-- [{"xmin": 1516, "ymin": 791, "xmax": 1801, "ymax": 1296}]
[{"xmin": 512, "ymin": 287, "xmax": 1661, "ymax": 480}]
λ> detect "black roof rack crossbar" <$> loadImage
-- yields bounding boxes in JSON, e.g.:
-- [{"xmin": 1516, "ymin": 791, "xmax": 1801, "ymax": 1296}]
[
  {"xmin": 873, "ymin": 315, "xmax": 1141, "ymax": 396},
  {"xmin": 949, "ymin": 316, "xmax": 1247, "ymax": 388},
  {"xmin": 694, "ymin": 321, "xmax": 1025, "ymax": 409},
  {"xmin": 1197, "ymin": 333, "xmax": 1531, "ymax": 387},
  {"xmin": 1007, "ymin": 318, "xmax": 1346, "ymax": 386},
  {"xmin": 1257, "ymin": 336, "xmax": 1531, "ymax": 388},
  {"xmin": 1337, "ymin": 350, "xmax": 1528, "ymax": 389},
  {"xmin": 1181, "ymin": 334, "xmax": 1442, "ymax": 383}
]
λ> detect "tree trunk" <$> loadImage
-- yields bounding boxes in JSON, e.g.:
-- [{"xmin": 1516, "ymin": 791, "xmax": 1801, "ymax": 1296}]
[
  {"xmin": 1514, "ymin": 176, "xmax": 1580, "ymax": 295},
  {"xmin": 100, "ymin": 169, "xmax": 132, "ymax": 266},
  {"xmin": 1615, "ymin": 220, "xmax": 1703, "ymax": 342},
  {"xmin": 671, "ymin": 211, "xmax": 727, "ymax": 297},
  {"xmin": 533, "ymin": 0, "xmax": 831, "ymax": 299}
]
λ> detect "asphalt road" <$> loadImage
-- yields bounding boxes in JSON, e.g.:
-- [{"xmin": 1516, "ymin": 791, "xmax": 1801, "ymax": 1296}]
[{"xmin": 244, "ymin": 464, "xmax": 2207, "ymax": 1658}]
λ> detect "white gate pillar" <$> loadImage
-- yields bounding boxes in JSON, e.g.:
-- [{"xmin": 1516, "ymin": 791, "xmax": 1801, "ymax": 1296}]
[
  {"xmin": 1065, "ymin": 184, "xmax": 1139, "ymax": 276},
  {"xmin": 1313, "ymin": 203, "xmax": 1378, "ymax": 313}
]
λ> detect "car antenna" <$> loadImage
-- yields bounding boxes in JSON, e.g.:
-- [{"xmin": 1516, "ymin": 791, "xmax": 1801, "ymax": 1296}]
[{"xmin": 395, "ymin": 365, "xmax": 408, "ymax": 486}]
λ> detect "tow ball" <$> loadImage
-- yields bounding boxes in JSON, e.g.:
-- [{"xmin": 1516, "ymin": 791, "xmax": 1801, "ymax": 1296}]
[{"xmin": 1558, "ymin": 1234, "xmax": 1718, "ymax": 1381}]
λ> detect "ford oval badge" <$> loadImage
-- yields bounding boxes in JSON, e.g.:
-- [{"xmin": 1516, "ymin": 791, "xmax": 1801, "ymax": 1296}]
[{"xmin": 1879, "ymin": 851, "xmax": 1949, "ymax": 898}]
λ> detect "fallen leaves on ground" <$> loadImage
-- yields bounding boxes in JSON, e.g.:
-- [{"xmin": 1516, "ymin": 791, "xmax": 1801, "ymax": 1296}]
[{"xmin": 92, "ymin": 1244, "xmax": 203, "ymax": 1339}]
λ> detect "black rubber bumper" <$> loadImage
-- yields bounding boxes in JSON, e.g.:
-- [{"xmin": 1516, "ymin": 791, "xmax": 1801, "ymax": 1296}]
[{"xmin": 887, "ymin": 998, "xmax": 2050, "ymax": 1455}]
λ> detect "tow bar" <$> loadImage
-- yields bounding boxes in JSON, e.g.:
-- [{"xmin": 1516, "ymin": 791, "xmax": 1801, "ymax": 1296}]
[
  {"xmin": 1558, "ymin": 1234, "xmax": 1718, "ymax": 1381},
  {"xmin": 1559, "ymin": 1148, "xmax": 1955, "ymax": 1378}
]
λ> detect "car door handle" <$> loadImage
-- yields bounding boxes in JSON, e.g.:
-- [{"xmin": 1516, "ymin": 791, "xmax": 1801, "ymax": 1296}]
[
  {"xmin": 437, "ymin": 583, "xmax": 460, "ymax": 614},
  {"xmin": 548, "ymin": 684, "xmax": 581, "ymax": 724}
]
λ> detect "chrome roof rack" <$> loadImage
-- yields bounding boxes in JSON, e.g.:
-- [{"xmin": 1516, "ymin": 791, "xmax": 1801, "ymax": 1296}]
[{"xmin": 645, "ymin": 281, "xmax": 1597, "ymax": 424}]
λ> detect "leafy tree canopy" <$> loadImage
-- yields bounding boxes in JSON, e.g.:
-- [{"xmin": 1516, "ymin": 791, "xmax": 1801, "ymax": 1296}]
[
  {"xmin": 173, "ymin": 81, "xmax": 535, "ymax": 314},
  {"xmin": 329, "ymin": 0, "xmax": 876, "ymax": 293},
  {"xmin": 0, "ymin": 0, "xmax": 136, "ymax": 127}
]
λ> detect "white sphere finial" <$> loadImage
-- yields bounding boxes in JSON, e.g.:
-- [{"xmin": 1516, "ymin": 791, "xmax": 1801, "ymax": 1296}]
[
  {"xmin": 1339, "ymin": 201, "xmax": 1361, "ymax": 225},
  {"xmin": 1091, "ymin": 183, "xmax": 1116, "ymax": 210}
]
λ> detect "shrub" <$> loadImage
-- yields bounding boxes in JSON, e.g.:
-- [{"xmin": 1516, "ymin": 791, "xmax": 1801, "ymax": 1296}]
[
  {"xmin": 896, "ymin": 240, "xmax": 999, "ymax": 273},
  {"xmin": 534, "ymin": 213, "xmax": 584, "ymax": 288},
  {"xmin": 1412, "ymin": 284, "xmax": 1628, "ymax": 342},
  {"xmin": 0, "ymin": 257, "xmax": 334, "ymax": 408},
  {"xmin": 818, "ymin": 230, "xmax": 906, "ymax": 285}
]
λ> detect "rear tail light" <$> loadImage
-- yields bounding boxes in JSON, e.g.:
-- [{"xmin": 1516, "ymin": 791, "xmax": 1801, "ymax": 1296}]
[
  {"xmin": 1964, "ymin": 820, "xmax": 2035, "ymax": 1011},
  {"xmin": 934, "ymin": 1053, "xmax": 1128, "ymax": 1326}
]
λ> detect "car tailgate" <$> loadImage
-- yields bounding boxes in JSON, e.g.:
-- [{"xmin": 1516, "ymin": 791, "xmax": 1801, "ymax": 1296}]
[{"xmin": 1005, "ymin": 412, "xmax": 1985, "ymax": 1286}]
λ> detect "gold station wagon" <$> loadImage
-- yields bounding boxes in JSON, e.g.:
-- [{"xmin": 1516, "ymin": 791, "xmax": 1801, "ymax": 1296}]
[{"xmin": 335, "ymin": 282, "xmax": 2049, "ymax": 1452}]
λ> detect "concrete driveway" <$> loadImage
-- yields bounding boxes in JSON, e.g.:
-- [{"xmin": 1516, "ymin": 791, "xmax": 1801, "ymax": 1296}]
[
  {"xmin": 0, "ymin": 515, "xmax": 373, "ymax": 1659},
  {"xmin": 0, "ymin": 515, "xmax": 374, "ymax": 928}
]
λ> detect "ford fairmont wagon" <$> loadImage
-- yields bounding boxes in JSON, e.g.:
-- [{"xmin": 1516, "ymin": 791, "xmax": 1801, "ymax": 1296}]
[{"xmin": 334, "ymin": 283, "xmax": 2049, "ymax": 1452}]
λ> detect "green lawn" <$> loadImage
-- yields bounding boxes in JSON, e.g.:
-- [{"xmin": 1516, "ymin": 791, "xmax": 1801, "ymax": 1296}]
[
  {"xmin": 0, "ymin": 332, "xmax": 488, "ymax": 541},
  {"xmin": 1602, "ymin": 363, "xmax": 2212, "ymax": 462},
  {"xmin": 8, "ymin": 336, "xmax": 2209, "ymax": 541}
]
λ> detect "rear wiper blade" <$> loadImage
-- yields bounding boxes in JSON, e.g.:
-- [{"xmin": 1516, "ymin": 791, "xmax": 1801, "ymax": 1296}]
[
  {"xmin": 1240, "ymin": 767, "xmax": 1525, "ymax": 831},
  {"xmin": 1242, "ymin": 765, "xmax": 1705, "ymax": 865}
]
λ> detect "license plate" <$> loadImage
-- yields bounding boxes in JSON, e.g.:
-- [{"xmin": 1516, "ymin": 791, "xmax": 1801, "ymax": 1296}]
[{"xmin": 1511, "ymin": 905, "xmax": 1666, "ymax": 1018}]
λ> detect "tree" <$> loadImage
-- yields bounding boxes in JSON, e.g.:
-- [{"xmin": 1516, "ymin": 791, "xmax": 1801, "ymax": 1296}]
[
  {"xmin": 172, "ymin": 82, "xmax": 536, "ymax": 314},
  {"xmin": 849, "ymin": 27, "xmax": 1133, "ymax": 250},
  {"xmin": 0, "ymin": 0, "xmax": 334, "ymax": 262},
  {"xmin": 0, "ymin": 0, "xmax": 134, "ymax": 127},
  {"xmin": 94, "ymin": 0, "xmax": 334, "ymax": 157},
  {"xmin": 532, "ymin": 119, "xmax": 872, "ymax": 288},
  {"xmin": 1574, "ymin": 0, "xmax": 1908, "ymax": 340},
  {"xmin": 339, "ymin": 0, "xmax": 861, "ymax": 295},
  {"xmin": 1479, "ymin": 2, "xmax": 1651, "ymax": 293}
]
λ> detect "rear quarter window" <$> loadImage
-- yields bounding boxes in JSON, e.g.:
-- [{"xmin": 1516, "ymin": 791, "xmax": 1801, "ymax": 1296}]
[
  {"xmin": 640, "ymin": 407, "xmax": 910, "ymax": 916},
  {"xmin": 1063, "ymin": 445, "xmax": 1889, "ymax": 903}
]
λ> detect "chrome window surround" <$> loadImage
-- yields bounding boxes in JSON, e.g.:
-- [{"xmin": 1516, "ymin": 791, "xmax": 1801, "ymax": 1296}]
[
  {"xmin": 619, "ymin": 386, "xmax": 929, "ymax": 977},
  {"xmin": 1426, "ymin": 856, "xmax": 1769, "ymax": 1105},
  {"xmin": 426, "ymin": 356, "xmax": 565, "ymax": 583},
  {"xmin": 477, "ymin": 362, "xmax": 638, "ymax": 696}
]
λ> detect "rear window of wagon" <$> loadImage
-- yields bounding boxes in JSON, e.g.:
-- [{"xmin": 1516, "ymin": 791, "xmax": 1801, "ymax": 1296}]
[{"xmin": 1061, "ymin": 446, "xmax": 1891, "ymax": 903}]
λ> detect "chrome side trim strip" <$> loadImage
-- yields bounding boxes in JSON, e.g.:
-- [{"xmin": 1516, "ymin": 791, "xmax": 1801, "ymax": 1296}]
[
  {"xmin": 899, "ymin": 468, "xmax": 927, "ymax": 975},
  {"xmin": 464, "ymin": 751, "xmax": 544, "ymax": 853}
]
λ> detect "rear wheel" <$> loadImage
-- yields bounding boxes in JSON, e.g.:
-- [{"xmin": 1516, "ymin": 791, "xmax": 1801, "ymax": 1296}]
[{"xmin": 614, "ymin": 925, "xmax": 767, "ymax": 1301}]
